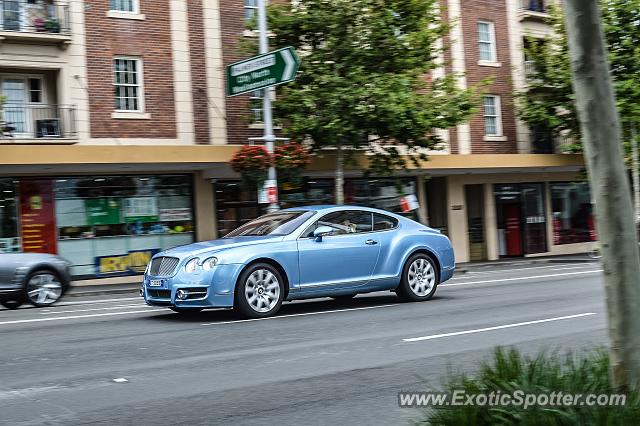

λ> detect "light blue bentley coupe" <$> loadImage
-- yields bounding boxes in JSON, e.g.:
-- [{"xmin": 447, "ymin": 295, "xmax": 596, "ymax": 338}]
[{"xmin": 142, "ymin": 205, "xmax": 454, "ymax": 318}]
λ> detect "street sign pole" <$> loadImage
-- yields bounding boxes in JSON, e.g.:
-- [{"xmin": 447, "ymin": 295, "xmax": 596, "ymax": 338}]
[{"xmin": 258, "ymin": 0, "xmax": 278, "ymax": 213}]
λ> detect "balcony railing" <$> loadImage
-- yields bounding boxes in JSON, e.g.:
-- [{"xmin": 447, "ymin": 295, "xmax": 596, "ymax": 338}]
[
  {"xmin": 0, "ymin": 0, "xmax": 70, "ymax": 35},
  {"xmin": 520, "ymin": 0, "xmax": 548, "ymax": 14},
  {"xmin": 1, "ymin": 104, "xmax": 77, "ymax": 140}
]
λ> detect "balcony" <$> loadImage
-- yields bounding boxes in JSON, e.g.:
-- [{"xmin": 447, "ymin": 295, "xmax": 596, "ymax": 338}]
[
  {"xmin": 519, "ymin": 0, "xmax": 550, "ymax": 22},
  {"xmin": 1, "ymin": 104, "xmax": 77, "ymax": 142},
  {"xmin": 0, "ymin": 0, "xmax": 71, "ymax": 49}
]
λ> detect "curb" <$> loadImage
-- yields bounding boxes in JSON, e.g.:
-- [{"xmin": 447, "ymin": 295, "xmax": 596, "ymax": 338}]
[
  {"xmin": 455, "ymin": 256, "xmax": 596, "ymax": 274},
  {"xmin": 67, "ymin": 285, "xmax": 141, "ymax": 298}
]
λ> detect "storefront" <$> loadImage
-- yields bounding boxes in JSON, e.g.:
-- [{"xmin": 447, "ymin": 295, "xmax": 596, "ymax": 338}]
[
  {"xmin": 0, "ymin": 174, "xmax": 195, "ymax": 278},
  {"xmin": 494, "ymin": 183, "xmax": 547, "ymax": 257},
  {"xmin": 215, "ymin": 177, "xmax": 420, "ymax": 236}
]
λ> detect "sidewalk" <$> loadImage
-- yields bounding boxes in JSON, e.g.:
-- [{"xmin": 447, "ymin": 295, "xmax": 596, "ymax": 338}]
[{"xmin": 67, "ymin": 253, "xmax": 598, "ymax": 298}]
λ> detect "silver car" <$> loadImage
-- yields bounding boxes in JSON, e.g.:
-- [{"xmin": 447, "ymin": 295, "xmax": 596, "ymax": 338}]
[{"xmin": 0, "ymin": 252, "xmax": 71, "ymax": 309}]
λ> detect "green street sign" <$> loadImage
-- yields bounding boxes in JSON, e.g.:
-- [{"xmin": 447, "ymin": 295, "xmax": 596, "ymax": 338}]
[{"xmin": 226, "ymin": 46, "xmax": 300, "ymax": 97}]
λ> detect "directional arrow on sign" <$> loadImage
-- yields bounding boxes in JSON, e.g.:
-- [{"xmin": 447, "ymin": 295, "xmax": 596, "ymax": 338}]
[{"xmin": 226, "ymin": 46, "xmax": 301, "ymax": 97}]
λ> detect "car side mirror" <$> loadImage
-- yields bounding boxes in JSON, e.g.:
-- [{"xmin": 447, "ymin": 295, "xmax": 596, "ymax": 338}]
[{"xmin": 313, "ymin": 225, "xmax": 333, "ymax": 241}]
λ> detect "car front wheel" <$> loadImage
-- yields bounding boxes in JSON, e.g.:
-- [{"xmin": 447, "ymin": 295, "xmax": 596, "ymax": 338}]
[
  {"xmin": 26, "ymin": 270, "xmax": 63, "ymax": 307},
  {"xmin": 235, "ymin": 263, "xmax": 284, "ymax": 318},
  {"xmin": 396, "ymin": 254, "xmax": 439, "ymax": 302}
]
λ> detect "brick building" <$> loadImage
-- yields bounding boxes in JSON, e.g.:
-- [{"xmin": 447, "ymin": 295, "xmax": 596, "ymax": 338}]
[{"xmin": 0, "ymin": 0, "xmax": 590, "ymax": 282}]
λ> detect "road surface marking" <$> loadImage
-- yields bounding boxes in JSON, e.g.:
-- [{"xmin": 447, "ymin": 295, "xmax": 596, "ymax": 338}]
[
  {"xmin": 39, "ymin": 304, "xmax": 151, "ymax": 315},
  {"xmin": 0, "ymin": 309, "xmax": 166, "ymax": 326},
  {"xmin": 454, "ymin": 263, "xmax": 595, "ymax": 277},
  {"xmin": 402, "ymin": 312, "xmax": 597, "ymax": 342},
  {"xmin": 442, "ymin": 270, "xmax": 602, "ymax": 287},
  {"xmin": 201, "ymin": 304, "xmax": 400, "ymax": 326},
  {"xmin": 112, "ymin": 378, "xmax": 128, "ymax": 383},
  {"xmin": 59, "ymin": 297, "xmax": 142, "ymax": 306}
]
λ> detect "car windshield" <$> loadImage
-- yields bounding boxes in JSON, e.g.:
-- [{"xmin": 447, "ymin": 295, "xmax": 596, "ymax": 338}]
[{"xmin": 224, "ymin": 211, "xmax": 315, "ymax": 238}]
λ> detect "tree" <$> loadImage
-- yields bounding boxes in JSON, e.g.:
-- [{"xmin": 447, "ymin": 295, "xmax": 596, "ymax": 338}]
[
  {"xmin": 517, "ymin": 0, "xmax": 640, "ymax": 153},
  {"xmin": 266, "ymin": 0, "xmax": 478, "ymax": 203},
  {"xmin": 564, "ymin": 0, "xmax": 640, "ymax": 391}
]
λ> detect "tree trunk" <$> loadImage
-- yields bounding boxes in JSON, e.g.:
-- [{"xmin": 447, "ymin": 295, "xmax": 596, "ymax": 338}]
[
  {"xmin": 632, "ymin": 123, "xmax": 639, "ymax": 225},
  {"xmin": 564, "ymin": 0, "xmax": 640, "ymax": 391},
  {"xmin": 335, "ymin": 142, "xmax": 345, "ymax": 204}
]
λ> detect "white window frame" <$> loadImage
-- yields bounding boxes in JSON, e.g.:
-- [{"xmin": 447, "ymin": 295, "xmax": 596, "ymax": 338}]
[
  {"xmin": 478, "ymin": 21, "xmax": 498, "ymax": 65},
  {"xmin": 112, "ymin": 56, "xmax": 146, "ymax": 114},
  {"xmin": 110, "ymin": 0, "xmax": 139, "ymax": 13},
  {"xmin": 244, "ymin": 0, "xmax": 258, "ymax": 22},
  {"xmin": 483, "ymin": 95, "xmax": 503, "ymax": 138},
  {"xmin": 107, "ymin": 0, "xmax": 145, "ymax": 20}
]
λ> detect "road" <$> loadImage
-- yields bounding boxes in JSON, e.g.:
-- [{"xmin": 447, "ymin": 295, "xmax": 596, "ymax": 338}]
[{"xmin": 0, "ymin": 261, "xmax": 606, "ymax": 425}]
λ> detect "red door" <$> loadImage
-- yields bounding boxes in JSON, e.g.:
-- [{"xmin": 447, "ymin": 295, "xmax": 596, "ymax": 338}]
[{"xmin": 504, "ymin": 203, "xmax": 523, "ymax": 256}]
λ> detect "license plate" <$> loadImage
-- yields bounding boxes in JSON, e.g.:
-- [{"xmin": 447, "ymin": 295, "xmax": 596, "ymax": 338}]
[{"xmin": 149, "ymin": 279, "xmax": 163, "ymax": 287}]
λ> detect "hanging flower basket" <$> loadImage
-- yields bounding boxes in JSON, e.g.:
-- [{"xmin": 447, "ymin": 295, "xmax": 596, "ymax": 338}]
[
  {"xmin": 274, "ymin": 142, "xmax": 311, "ymax": 186},
  {"xmin": 230, "ymin": 145, "xmax": 273, "ymax": 188}
]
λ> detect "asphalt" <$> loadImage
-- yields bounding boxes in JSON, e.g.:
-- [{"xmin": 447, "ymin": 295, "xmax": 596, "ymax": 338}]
[{"xmin": 0, "ymin": 260, "xmax": 606, "ymax": 425}]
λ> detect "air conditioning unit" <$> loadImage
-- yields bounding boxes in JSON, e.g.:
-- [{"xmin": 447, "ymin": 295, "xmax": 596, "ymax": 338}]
[{"xmin": 35, "ymin": 118, "xmax": 61, "ymax": 138}]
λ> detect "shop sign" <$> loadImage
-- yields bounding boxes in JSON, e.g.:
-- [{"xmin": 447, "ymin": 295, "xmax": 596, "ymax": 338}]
[
  {"xmin": 86, "ymin": 199, "xmax": 122, "ymax": 225},
  {"xmin": 159, "ymin": 208, "xmax": 192, "ymax": 222},
  {"xmin": 400, "ymin": 194, "xmax": 420, "ymax": 213},
  {"xmin": 95, "ymin": 249, "xmax": 160, "ymax": 276},
  {"xmin": 124, "ymin": 197, "xmax": 159, "ymax": 223},
  {"xmin": 258, "ymin": 179, "xmax": 278, "ymax": 204},
  {"xmin": 19, "ymin": 180, "xmax": 57, "ymax": 254}
]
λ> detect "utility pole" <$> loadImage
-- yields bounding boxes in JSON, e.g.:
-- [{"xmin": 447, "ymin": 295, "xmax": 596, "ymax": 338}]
[
  {"xmin": 258, "ymin": 0, "xmax": 278, "ymax": 212},
  {"xmin": 564, "ymin": 0, "xmax": 640, "ymax": 391}
]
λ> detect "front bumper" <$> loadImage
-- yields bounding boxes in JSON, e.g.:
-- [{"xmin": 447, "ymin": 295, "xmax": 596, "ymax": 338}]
[{"xmin": 142, "ymin": 263, "xmax": 242, "ymax": 309}]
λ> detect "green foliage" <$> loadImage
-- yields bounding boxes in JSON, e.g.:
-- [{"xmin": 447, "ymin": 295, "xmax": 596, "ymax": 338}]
[
  {"xmin": 265, "ymin": 0, "xmax": 479, "ymax": 173},
  {"xmin": 517, "ymin": 0, "xmax": 640, "ymax": 153},
  {"xmin": 421, "ymin": 347, "xmax": 640, "ymax": 425}
]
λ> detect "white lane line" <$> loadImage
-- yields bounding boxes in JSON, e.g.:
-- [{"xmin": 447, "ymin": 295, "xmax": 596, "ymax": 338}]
[
  {"xmin": 442, "ymin": 269, "xmax": 602, "ymax": 287},
  {"xmin": 201, "ymin": 303, "xmax": 400, "ymax": 326},
  {"xmin": 39, "ymin": 304, "xmax": 152, "ymax": 315},
  {"xmin": 403, "ymin": 312, "xmax": 597, "ymax": 343},
  {"xmin": 0, "ymin": 309, "xmax": 166, "ymax": 326},
  {"xmin": 59, "ymin": 297, "xmax": 142, "ymax": 306},
  {"xmin": 454, "ymin": 263, "xmax": 595, "ymax": 277}
]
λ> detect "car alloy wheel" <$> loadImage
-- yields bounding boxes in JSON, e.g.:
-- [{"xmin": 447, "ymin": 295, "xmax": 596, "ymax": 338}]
[
  {"xmin": 244, "ymin": 268, "xmax": 281, "ymax": 313},
  {"xmin": 407, "ymin": 258, "xmax": 436, "ymax": 297},
  {"xmin": 26, "ymin": 271, "xmax": 63, "ymax": 307},
  {"xmin": 397, "ymin": 253, "xmax": 438, "ymax": 302}
]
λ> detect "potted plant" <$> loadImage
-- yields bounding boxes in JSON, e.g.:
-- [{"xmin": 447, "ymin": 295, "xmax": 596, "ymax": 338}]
[
  {"xmin": 44, "ymin": 17, "xmax": 60, "ymax": 33},
  {"xmin": 274, "ymin": 142, "xmax": 311, "ymax": 186},
  {"xmin": 33, "ymin": 18, "xmax": 46, "ymax": 32},
  {"xmin": 230, "ymin": 145, "xmax": 274, "ymax": 189}
]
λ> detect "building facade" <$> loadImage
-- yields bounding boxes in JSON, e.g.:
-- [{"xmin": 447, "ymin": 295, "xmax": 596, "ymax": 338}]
[{"xmin": 0, "ymin": 0, "xmax": 591, "ymax": 282}]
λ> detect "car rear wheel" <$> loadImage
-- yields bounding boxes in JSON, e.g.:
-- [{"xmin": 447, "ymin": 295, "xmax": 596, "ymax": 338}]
[
  {"xmin": 1, "ymin": 299, "xmax": 23, "ymax": 310},
  {"xmin": 396, "ymin": 254, "xmax": 439, "ymax": 302},
  {"xmin": 26, "ymin": 270, "xmax": 63, "ymax": 307},
  {"xmin": 235, "ymin": 263, "xmax": 284, "ymax": 318}
]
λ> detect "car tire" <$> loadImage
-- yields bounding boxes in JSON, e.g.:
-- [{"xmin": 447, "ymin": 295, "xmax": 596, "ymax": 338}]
[
  {"xmin": 170, "ymin": 307, "xmax": 203, "ymax": 314},
  {"xmin": 235, "ymin": 262, "xmax": 284, "ymax": 319},
  {"xmin": 1, "ymin": 299, "xmax": 23, "ymax": 310},
  {"xmin": 396, "ymin": 253, "xmax": 439, "ymax": 302},
  {"xmin": 25, "ymin": 269, "xmax": 64, "ymax": 308}
]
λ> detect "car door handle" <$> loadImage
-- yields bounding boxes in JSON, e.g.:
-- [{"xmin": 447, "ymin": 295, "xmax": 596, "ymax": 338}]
[{"xmin": 365, "ymin": 239, "xmax": 378, "ymax": 245}]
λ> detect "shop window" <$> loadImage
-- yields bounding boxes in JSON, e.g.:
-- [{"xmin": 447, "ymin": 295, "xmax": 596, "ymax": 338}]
[
  {"xmin": 0, "ymin": 179, "xmax": 19, "ymax": 252},
  {"xmin": 345, "ymin": 178, "xmax": 419, "ymax": 221},
  {"xmin": 55, "ymin": 175, "xmax": 194, "ymax": 277},
  {"xmin": 551, "ymin": 182, "xmax": 594, "ymax": 245}
]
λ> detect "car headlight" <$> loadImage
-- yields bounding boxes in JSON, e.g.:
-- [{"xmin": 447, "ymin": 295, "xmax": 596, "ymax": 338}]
[
  {"xmin": 184, "ymin": 258, "xmax": 200, "ymax": 273},
  {"xmin": 202, "ymin": 257, "xmax": 218, "ymax": 271}
]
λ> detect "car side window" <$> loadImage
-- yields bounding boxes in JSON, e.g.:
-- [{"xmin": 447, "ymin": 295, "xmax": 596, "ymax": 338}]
[
  {"xmin": 304, "ymin": 211, "xmax": 373, "ymax": 237},
  {"xmin": 373, "ymin": 213, "xmax": 398, "ymax": 231}
]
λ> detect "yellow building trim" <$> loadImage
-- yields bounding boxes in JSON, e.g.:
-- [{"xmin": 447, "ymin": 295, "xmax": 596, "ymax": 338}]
[{"xmin": 0, "ymin": 145, "xmax": 241, "ymax": 166}]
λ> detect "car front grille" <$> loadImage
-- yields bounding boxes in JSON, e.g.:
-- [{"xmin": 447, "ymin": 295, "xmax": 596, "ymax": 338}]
[
  {"xmin": 147, "ymin": 289, "xmax": 171, "ymax": 299},
  {"xmin": 149, "ymin": 257, "xmax": 180, "ymax": 277}
]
